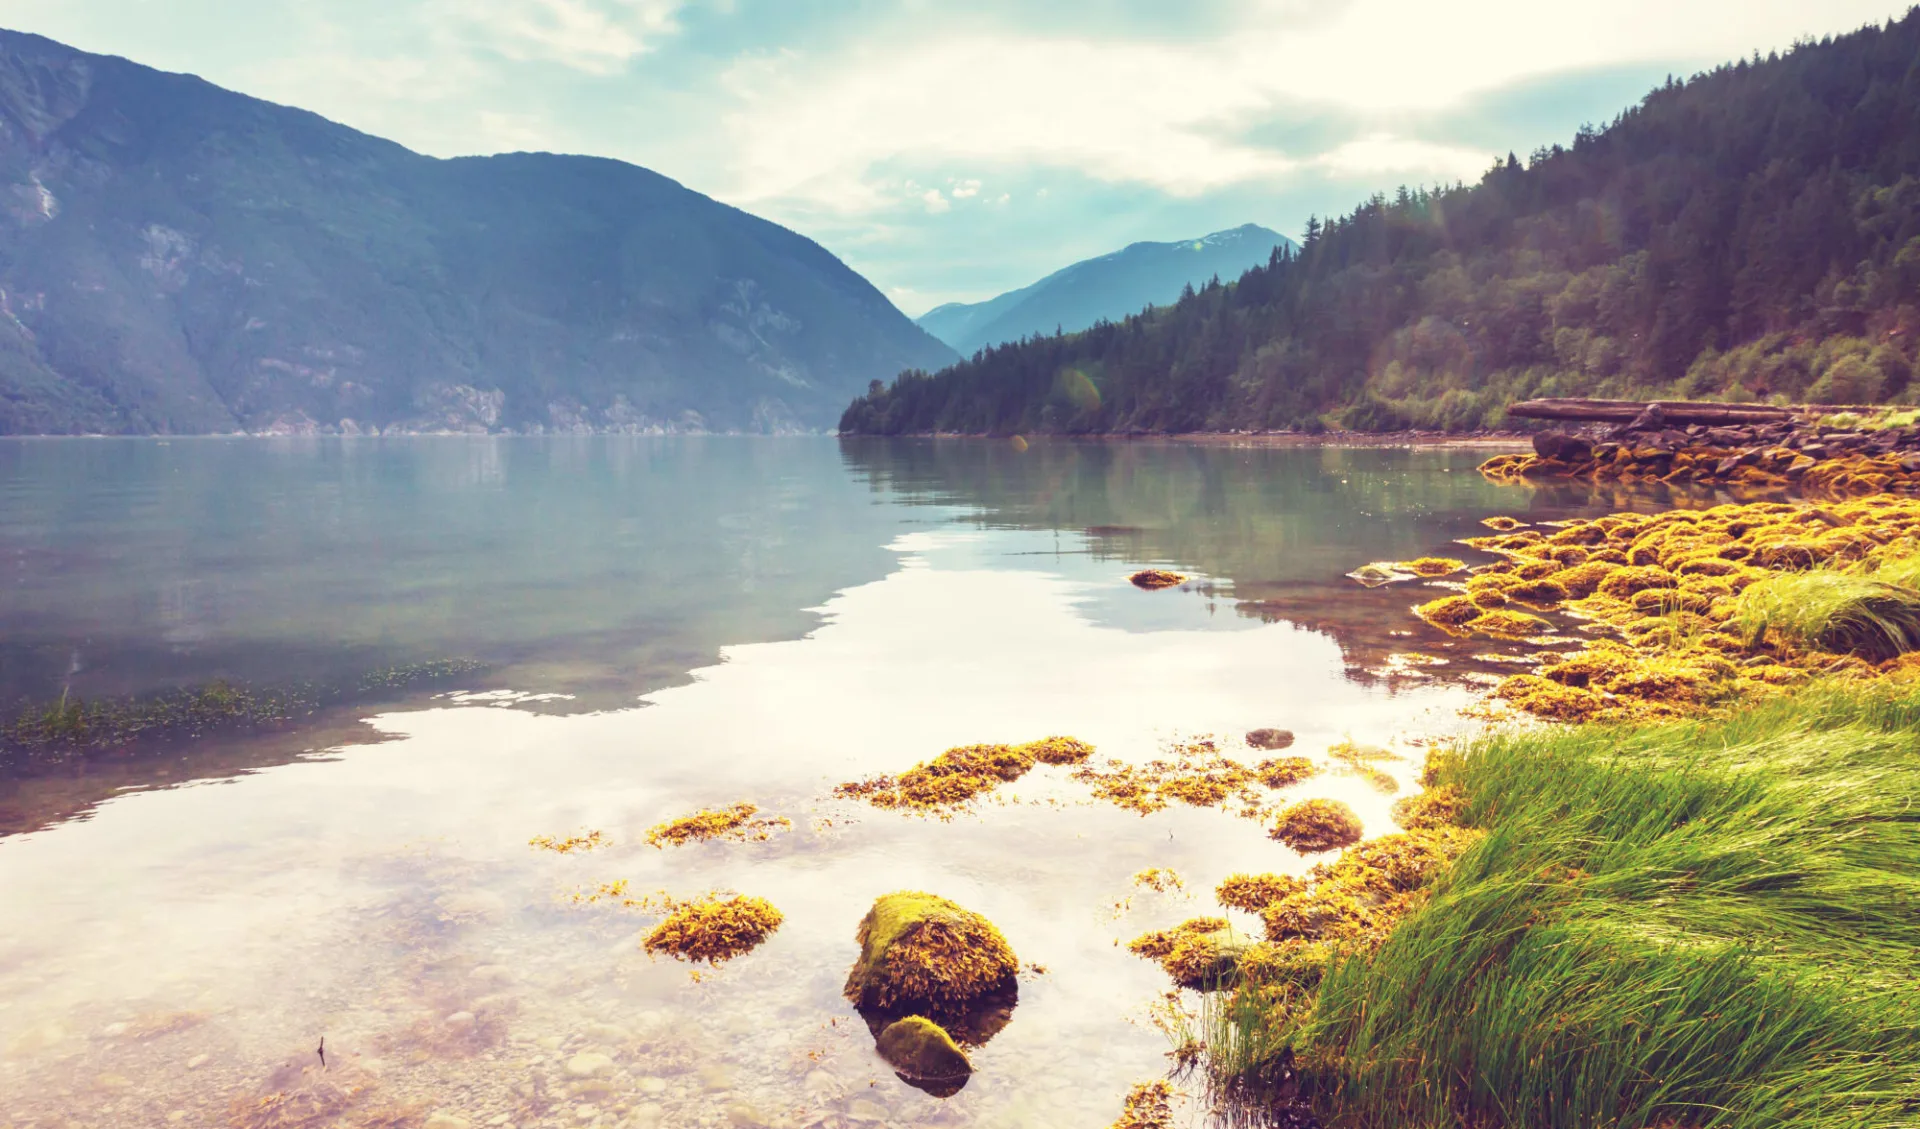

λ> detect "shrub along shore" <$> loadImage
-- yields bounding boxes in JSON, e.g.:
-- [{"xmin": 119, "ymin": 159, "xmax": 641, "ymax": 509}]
[{"xmin": 1152, "ymin": 461, "xmax": 1920, "ymax": 1128}]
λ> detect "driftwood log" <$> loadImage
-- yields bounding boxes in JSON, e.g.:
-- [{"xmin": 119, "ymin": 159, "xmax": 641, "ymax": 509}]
[
  {"xmin": 1506, "ymin": 398, "xmax": 1794, "ymax": 425},
  {"xmin": 1506, "ymin": 398, "xmax": 1900, "ymax": 425}
]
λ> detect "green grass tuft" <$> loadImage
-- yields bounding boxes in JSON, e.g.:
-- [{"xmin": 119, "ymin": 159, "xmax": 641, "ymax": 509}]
[
  {"xmin": 1731, "ymin": 569, "xmax": 1920, "ymax": 660},
  {"xmin": 1223, "ymin": 679, "xmax": 1920, "ymax": 1128}
]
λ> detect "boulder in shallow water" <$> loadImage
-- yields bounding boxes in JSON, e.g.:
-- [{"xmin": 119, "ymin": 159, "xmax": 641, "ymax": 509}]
[
  {"xmin": 844, "ymin": 892, "xmax": 1018, "ymax": 1017},
  {"xmin": 1533, "ymin": 431, "xmax": 1592, "ymax": 462},
  {"xmin": 876, "ymin": 1016, "xmax": 971, "ymax": 1086},
  {"xmin": 1129, "ymin": 569, "xmax": 1186, "ymax": 590},
  {"xmin": 1246, "ymin": 728, "xmax": 1295, "ymax": 750}
]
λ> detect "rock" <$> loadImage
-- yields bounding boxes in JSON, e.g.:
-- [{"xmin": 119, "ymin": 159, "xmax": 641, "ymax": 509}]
[
  {"xmin": 572, "ymin": 1106, "xmax": 599, "ymax": 1124},
  {"xmin": 843, "ymin": 892, "xmax": 1018, "ymax": 1017},
  {"xmin": 1625, "ymin": 404, "xmax": 1667, "ymax": 432},
  {"xmin": 167, "ymin": 1112, "xmax": 188, "ymax": 1124},
  {"xmin": 726, "ymin": 1102, "xmax": 768, "ymax": 1128},
  {"xmin": 636, "ymin": 1075, "xmax": 668, "ymax": 1095},
  {"xmin": 444, "ymin": 1010, "xmax": 476, "ymax": 1030},
  {"xmin": 424, "ymin": 1115, "xmax": 472, "ymax": 1129},
  {"xmin": 1531, "ymin": 431, "xmax": 1591, "ymax": 462},
  {"xmin": 187, "ymin": 1053, "xmax": 210, "ymax": 1070},
  {"xmin": 846, "ymin": 1098, "xmax": 888, "ymax": 1123},
  {"xmin": 1245, "ymin": 727, "xmax": 1295, "ymax": 750},
  {"xmin": 875, "ymin": 1016, "xmax": 971, "ymax": 1083},
  {"xmin": 566, "ymin": 1051, "xmax": 614, "ymax": 1078},
  {"xmin": 802, "ymin": 1070, "xmax": 839, "ymax": 1098},
  {"xmin": 627, "ymin": 1104, "xmax": 665, "ymax": 1129},
  {"xmin": 100, "ymin": 1022, "xmax": 129, "ymax": 1039}
]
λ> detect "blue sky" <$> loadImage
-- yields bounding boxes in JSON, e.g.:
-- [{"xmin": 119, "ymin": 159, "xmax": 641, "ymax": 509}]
[{"xmin": 0, "ymin": 0, "xmax": 1909, "ymax": 315}]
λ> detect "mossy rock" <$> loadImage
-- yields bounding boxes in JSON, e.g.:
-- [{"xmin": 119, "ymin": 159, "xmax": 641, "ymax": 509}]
[
  {"xmin": 844, "ymin": 892, "xmax": 1019, "ymax": 1019},
  {"xmin": 875, "ymin": 1016, "xmax": 971, "ymax": 1087}
]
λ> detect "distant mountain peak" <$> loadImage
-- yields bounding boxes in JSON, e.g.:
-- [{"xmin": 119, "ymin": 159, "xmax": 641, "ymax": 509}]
[{"xmin": 916, "ymin": 225, "xmax": 1297, "ymax": 356}]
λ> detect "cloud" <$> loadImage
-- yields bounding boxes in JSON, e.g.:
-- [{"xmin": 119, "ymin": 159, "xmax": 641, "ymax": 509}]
[
  {"xmin": 440, "ymin": 0, "xmax": 686, "ymax": 74},
  {"xmin": 921, "ymin": 188, "xmax": 951, "ymax": 214},
  {"xmin": 707, "ymin": 0, "xmax": 1910, "ymax": 224},
  {"xmin": 1313, "ymin": 133, "xmax": 1491, "ymax": 181}
]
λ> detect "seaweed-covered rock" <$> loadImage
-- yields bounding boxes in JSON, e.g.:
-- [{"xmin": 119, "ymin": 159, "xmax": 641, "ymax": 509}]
[
  {"xmin": 875, "ymin": 1016, "xmax": 971, "ymax": 1088},
  {"xmin": 1130, "ymin": 569, "xmax": 1186, "ymax": 590},
  {"xmin": 844, "ymin": 892, "xmax": 1018, "ymax": 1017},
  {"xmin": 1127, "ymin": 918, "xmax": 1253, "ymax": 990},
  {"xmin": 1270, "ymin": 799, "xmax": 1364, "ymax": 853}
]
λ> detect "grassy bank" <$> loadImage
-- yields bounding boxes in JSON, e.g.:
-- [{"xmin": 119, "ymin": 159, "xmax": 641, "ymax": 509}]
[{"xmin": 1226, "ymin": 680, "xmax": 1920, "ymax": 1128}]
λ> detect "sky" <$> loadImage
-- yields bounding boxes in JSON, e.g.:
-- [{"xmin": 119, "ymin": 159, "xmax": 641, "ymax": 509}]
[{"xmin": 0, "ymin": 1, "xmax": 1910, "ymax": 316}]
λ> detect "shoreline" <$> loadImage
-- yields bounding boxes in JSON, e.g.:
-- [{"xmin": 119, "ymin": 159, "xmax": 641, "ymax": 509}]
[{"xmin": 1174, "ymin": 485, "xmax": 1920, "ymax": 1128}]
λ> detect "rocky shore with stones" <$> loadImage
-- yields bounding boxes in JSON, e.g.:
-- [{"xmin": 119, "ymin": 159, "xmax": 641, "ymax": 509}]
[{"xmin": 1482, "ymin": 406, "xmax": 1920, "ymax": 493}]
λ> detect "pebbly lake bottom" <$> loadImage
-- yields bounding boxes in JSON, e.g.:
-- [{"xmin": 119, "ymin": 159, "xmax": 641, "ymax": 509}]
[{"xmin": 0, "ymin": 525, "xmax": 1485, "ymax": 1129}]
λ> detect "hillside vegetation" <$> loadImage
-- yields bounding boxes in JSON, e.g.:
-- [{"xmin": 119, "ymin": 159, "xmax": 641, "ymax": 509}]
[{"xmin": 842, "ymin": 11, "xmax": 1920, "ymax": 436}]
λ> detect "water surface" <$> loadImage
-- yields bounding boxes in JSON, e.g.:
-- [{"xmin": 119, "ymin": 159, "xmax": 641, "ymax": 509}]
[{"xmin": 1, "ymin": 436, "xmax": 1641, "ymax": 1128}]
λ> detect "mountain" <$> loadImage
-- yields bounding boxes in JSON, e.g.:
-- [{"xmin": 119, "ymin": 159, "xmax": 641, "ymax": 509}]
[
  {"xmin": 915, "ymin": 224, "xmax": 1298, "ymax": 356},
  {"xmin": 0, "ymin": 30, "xmax": 956, "ymax": 435},
  {"xmin": 843, "ymin": 10, "xmax": 1920, "ymax": 437}
]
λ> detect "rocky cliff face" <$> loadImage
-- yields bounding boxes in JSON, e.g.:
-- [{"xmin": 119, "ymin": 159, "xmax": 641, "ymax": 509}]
[{"xmin": 0, "ymin": 30, "xmax": 955, "ymax": 434}]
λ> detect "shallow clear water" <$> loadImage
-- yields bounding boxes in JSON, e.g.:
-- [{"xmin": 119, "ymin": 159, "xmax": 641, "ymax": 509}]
[{"xmin": 0, "ymin": 436, "xmax": 1645, "ymax": 1129}]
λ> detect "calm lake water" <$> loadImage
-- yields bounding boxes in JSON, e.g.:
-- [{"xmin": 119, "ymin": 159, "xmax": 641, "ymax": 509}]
[{"xmin": 0, "ymin": 436, "xmax": 1648, "ymax": 1129}]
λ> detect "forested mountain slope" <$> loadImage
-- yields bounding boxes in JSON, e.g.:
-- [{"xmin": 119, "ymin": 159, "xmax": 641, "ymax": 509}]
[
  {"xmin": 843, "ymin": 11, "xmax": 1920, "ymax": 436},
  {"xmin": 0, "ymin": 30, "xmax": 955, "ymax": 435}
]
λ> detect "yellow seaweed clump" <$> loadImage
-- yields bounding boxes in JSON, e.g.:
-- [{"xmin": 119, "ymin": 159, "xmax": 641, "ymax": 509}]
[
  {"xmin": 838, "ymin": 736, "xmax": 1099, "ymax": 812},
  {"xmin": 1073, "ymin": 739, "xmax": 1267, "ymax": 817},
  {"xmin": 642, "ymin": 894, "xmax": 784, "ymax": 965},
  {"xmin": 1132, "ymin": 868, "xmax": 1185, "ymax": 893},
  {"xmin": 1270, "ymin": 798, "xmax": 1364, "ymax": 853},
  {"xmin": 1415, "ymin": 595, "xmax": 1483, "ymax": 631},
  {"xmin": 844, "ymin": 892, "xmax": 1019, "ymax": 1015},
  {"xmin": 837, "ymin": 743, "xmax": 1036, "ymax": 811},
  {"xmin": 1215, "ymin": 872, "xmax": 1306, "ymax": 912},
  {"xmin": 1127, "ymin": 917, "xmax": 1248, "ymax": 989},
  {"xmin": 529, "ymin": 830, "xmax": 607, "ymax": 854},
  {"xmin": 1493, "ymin": 674, "xmax": 1617, "ymax": 722},
  {"xmin": 1414, "ymin": 497, "xmax": 1920, "ymax": 721},
  {"xmin": 1255, "ymin": 755, "xmax": 1318, "ymax": 789},
  {"xmin": 1260, "ymin": 827, "xmax": 1480, "ymax": 946},
  {"xmin": 1392, "ymin": 785, "xmax": 1466, "ymax": 830},
  {"xmin": 1398, "ymin": 556, "xmax": 1467, "ymax": 577},
  {"xmin": 1021, "ymin": 735, "xmax": 1095, "ymax": 764},
  {"xmin": 1481, "ymin": 515, "xmax": 1527, "ymax": 531},
  {"xmin": 645, "ymin": 803, "xmax": 791, "ymax": 849},
  {"xmin": 1128, "ymin": 916, "xmax": 1229, "ymax": 961},
  {"xmin": 1130, "ymin": 569, "xmax": 1187, "ymax": 590},
  {"xmin": 1109, "ymin": 1080, "xmax": 1175, "ymax": 1129}
]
